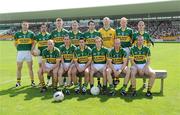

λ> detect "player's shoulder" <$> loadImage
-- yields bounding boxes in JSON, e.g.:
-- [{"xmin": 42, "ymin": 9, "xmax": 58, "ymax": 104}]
[
  {"xmin": 109, "ymin": 27, "xmax": 115, "ymax": 31},
  {"xmin": 14, "ymin": 31, "xmax": 21, "ymax": 36},
  {"xmin": 98, "ymin": 28, "xmax": 104, "ymax": 32},
  {"xmin": 130, "ymin": 45, "xmax": 137, "ymax": 50},
  {"xmin": 62, "ymin": 28, "xmax": 69, "ymax": 33},
  {"xmin": 120, "ymin": 47, "xmax": 126, "ymax": 52},
  {"xmin": 71, "ymin": 44, "xmax": 77, "ymax": 49},
  {"xmin": 42, "ymin": 47, "xmax": 48, "ymax": 53},
  {"xmin": 59, "ymin": 44, "xmax": 65, "ymax": 49},
  {"xmin": 51, "ymin": 29, "xmax": 57, "ymax": 34},
  {"xmin": 144, "ymin": 31, "xmax": 150, "ymax": 35},
  {"xmin": 85, "ymin": 46, "xmax": 92, "ymax": 51},
  {"xmin": 126, "ymin": 27, "xmax": 133, "ymax": 32},
  {"xmin": 143, "ymin": 45, "xmax": 150, "ymax": 50},
  {"xmin": 92, "ymin": 47, "xmax": 97, "ymax": 51},
  {"xmin": 54, "ymin": 47, "xmax": 60, "ymax": 52},
  {"xmin": 133, "ymin": 30, "xmax": 139, "ymax": 34},
  {"xmin": 102, "ymin": 46, "xmax": 109, "ymax": 51},
  {"xmin": 27, "ymin": 30, "xmax": 35, "ymax": 35},
  {"xmin": 28, "ymin": 30, "xmax": 34, "ymax": 33},
  {"xmin": 46, "ymin": 32, "xmax": 51, "ymax": 36}
]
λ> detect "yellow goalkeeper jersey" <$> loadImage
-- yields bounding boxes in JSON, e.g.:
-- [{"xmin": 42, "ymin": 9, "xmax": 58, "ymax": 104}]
[{"xmin": 99, "ymin": 27, "xmax": 116, "ymax": 48}]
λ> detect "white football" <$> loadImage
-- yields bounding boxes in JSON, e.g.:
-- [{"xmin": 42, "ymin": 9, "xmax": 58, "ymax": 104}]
[
  {"xmin": 90, "ymin": 86, "xmax": 100, "ymax": 95},
  {"xmin": 33, "ymin": 49, "xmax": 40, "ymax": 56},
  {"xmin": 53, "ymin": 91, "xmax": 64, "ymax": 101}
]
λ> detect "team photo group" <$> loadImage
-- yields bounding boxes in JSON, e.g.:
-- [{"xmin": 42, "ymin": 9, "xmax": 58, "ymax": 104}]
[{"xmin": 14, "ymin": 16, "xmax": 155, "ymax": 98}]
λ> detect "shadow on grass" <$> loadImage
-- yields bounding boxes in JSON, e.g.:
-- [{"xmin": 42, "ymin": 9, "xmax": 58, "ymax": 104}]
[
  {"xmin": 0, "ymin": 85, "xmax": 164, "ymax": 103},
  {"xmin": 0, "ymin": 85, "xmax": 53, "ymax": 101}
]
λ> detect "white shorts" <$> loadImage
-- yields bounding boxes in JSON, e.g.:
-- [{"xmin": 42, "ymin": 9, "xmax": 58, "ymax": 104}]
[
  {"xmin": 123, "ymin": 47, "xmax": 130, "ymax": 58},
  {"xmin": 45, "ymin": 63, "xmax": 54, "ymax": 69},
  {"xmin": 137, "ymin": 64, "xmax": 146, "ymax": 69},
  {"xmin": 113, "ymin": 64, "xmax": 122, "ymax": 71},
  {"xmin": 38, "ymin": 56, "xmax": 42, "ymax": 64},
  {"xmin": 93, "ymin": 64, "xmax": 105, "ymax": 72},
  {"xmin": 79, "ymin": 64, "xmax": 86, "ymax": 69},
  {"xmin": 63, "ymin": 63, "xmax": 71, "ymax": 68},
  {"xmin": 17, "ymin": 51, "xmax": 32, "ymax": 62}
]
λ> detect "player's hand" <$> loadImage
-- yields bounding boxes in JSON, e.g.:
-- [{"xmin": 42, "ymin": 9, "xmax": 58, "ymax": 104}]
[
  {"xmin": 31, "ymin": 50, "xmax": 35, "ymax": 56},
  {"xmin": 45, "ymin": 68, "xmax": 51, "ymax": 73},
  {"xmin": 64, "ymin": 67, "xmax": 69, "ymax": 72},
  {"xmin": 118, "ymin": 69, "xmax": 122, "ymax": 75},
  {"xmin": 114, "ymin": 71, "xmax": 119, "ymax": 78},
  {"xmin": 143, "ymin": 65, "xmax": 148, "ymax": 73}
]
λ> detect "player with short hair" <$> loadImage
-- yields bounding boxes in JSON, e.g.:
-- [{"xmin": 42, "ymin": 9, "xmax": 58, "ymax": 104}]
[
  {"xmin": 132, "ymin": 21, "xmax": 154, "ymax": 88},
  {"xmin": 90, "ymin": 37, "xmax": 109, "ymax": 94},
  {"xmin": 38, "ymin": 40, "xmax": 61, "ymax": 92},
  {"xmin": 98, "ymin": 17, "xmax": 116, "ymax": 87},
  {"xmin": 84, "ymin": 20, "xmax": 101, "ymax": 49},
  {"xmin": 58, "ymin": 35, "xmax": 76, "ymax": 95},
  {"xmin": 107, "ymin": 39, "xmax": 131, "ymax": 96},
  {"xmin": 115, "ymin": 17, "xmax": 133, "ymax": 85},
  {"xmin": 133, "ymin": 21, "xmax": 154, "ymax": 47},
  {"xmin": 99, "ymin": 17, "xmax": 116, "ymax": 49},
  {"xmin": 35, "ymin": 23, "xmax": 51, "ymax": 86},
  {"xmin": 73, "ymin": 38, "xmax": 92, "ymax": 94},
  {"xmin": 14, "ymin": 21, "xmax": 36, "ymax": 87},
  {"xmin": 50, "ymin": 18, "xmax": 69, "ymax": 48},
  {"xmin": 130, "ymin": 35, "xmax": 155, "ymax": 97},
  {"xmin": 69, "ymin": 20, "xmax": 83, "ymax": 46}
]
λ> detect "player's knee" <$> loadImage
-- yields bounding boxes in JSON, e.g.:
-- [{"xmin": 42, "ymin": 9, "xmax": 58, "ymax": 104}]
[
  {"xmin": 106, "ymin": 68, "xmax": 111, "ymax": 74},
  {"xmin": 85, "ymin": 68, "xmax": 90, "ymax": 73}
]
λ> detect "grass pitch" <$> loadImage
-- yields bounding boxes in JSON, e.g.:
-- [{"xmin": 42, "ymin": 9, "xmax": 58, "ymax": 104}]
[{"xmin": 0, "ymin": 41, "xmax": 180, "ymax": 115}]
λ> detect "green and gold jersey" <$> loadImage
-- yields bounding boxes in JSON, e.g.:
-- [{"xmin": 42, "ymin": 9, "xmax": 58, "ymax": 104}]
[
  {"xmin": 130, "ymin": 45, "xmax": 151, "ymax": 64},
  {"xmin": 35, "ymin": 32, "xmax": 51, "ymax": 56},
  {"xmin": 74, "ymin": 46, "xmax": 92, "ymax": 64},
  {"xmin": 59, "ymin": 44, "xmax": 76, "ymax": 63},
  {"xmin": 83, "ymin": 30, "xmax": 101, "ymax": 49},
  {"xmin": 133, "ymin": 31, "xmax": 152, "ymax": 47},
  {"xmin": 108, "ymin": 48, "xmax": 127, "ymax": 64},
  {"xmin": 14, "ymin": 30, "xmax": 35, "ymax": 51},
  {"xmin": 99, "ymin": 27, "xmax": 116, "ymax": 48},
  {"xmin": 92, "ymin": 46, "xmax": 109, "ymax": 64},
  {"xmin": 42, "ymin": 47, "xmax": 61, "ymax": 64},
  {"xmin": 50, "ymin": 28, "xmax": 69, "ymax": 48},
  {"xmin": 69, "ymin": 30, "xmax": 83, "ymax": 46},
  {"xmin": 116, "ymin": 27, "xmax": 133, "ymax": 48}
]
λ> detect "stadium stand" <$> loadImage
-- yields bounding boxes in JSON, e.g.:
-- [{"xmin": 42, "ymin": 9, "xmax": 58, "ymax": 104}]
[{"xmin": 0, "ymin": 19, "xmax": 179, "ymax": 41}]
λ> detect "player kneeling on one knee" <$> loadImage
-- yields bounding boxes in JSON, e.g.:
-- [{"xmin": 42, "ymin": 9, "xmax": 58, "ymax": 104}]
[
  {"xmin": 73, "ymin": 38, "xmax": 92, "ymax": 94},
  {"xmin": 90, "ymin": 37, "xmax": 109, "ymax": 94},
  {"xmin": 130, "ymin": 35, "xmax": 155, "ymax": 97},
  {"xmin": 107, "ymin": 39, "xmax": 131, "ymax": 96},
  {"xmin": 58, "ymin": 35, "xmax": 76, "ymax": 95},
  {"xmin": 38, "ymin": 40, "xmax": 61, "ymax": 93}
]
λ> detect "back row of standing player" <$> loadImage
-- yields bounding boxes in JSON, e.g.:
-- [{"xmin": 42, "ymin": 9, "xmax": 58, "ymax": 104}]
[{"xmin": 14, "ymin": 17, "xmax": 155, "ymax": 97}]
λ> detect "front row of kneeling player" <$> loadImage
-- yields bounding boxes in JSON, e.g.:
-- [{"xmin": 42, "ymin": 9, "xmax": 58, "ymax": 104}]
[{"xmin": 38, "ymin": 35, "xmax": 155, "ymax": 97}]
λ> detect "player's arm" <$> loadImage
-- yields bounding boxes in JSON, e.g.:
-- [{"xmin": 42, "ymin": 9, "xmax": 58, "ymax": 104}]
[
  {"xmin": 51, "ymin": 58, "xmax": 61, "ymax": 70},
  {"xmin": 144, "ymin": 48, "xmax": 151, "ymax": 68},
  {"xmin": 51, "ymin": 51, "xmax": 61, "ymax": 70},
  {"xmin": 31, "ymin": 33, "xmax": 36, "ymax": 51},
  {"xmin": 84, "ymin": 49, "xmax": 92, "ymax": 69},
  {"xmin": 107, "ymin": 50, "xmax": 115, "ymax": 71},
  {"xmin": 73, "ymin": 50, "xmax": 79, "ymax": 68},
  {"xmin": 14, "ymin": 33, "xmax": 18, "ymax": 47},
  {"xmin": 105, "ymin": 49, "xmax": 109, "ymax": 68},
  {"xmin": 41, "ymin": 56, "xmax": 46, "ymax": 71},
  {"xmin": 84, "ymin": 56, "xmax": 92, "ymax": 69},
  {"xmin": 129, "ymin": 48, "xmax": 137, "ymax": 67}
]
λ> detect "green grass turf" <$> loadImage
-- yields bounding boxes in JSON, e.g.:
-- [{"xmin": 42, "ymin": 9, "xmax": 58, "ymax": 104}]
[{"xmin": 0, "ymin": 41, "xmax": 180, "ymax": 115}]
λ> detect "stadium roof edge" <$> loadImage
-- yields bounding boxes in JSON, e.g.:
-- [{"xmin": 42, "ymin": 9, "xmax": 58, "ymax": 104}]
[{"xmin": 0, "ymin": 1, "xmax": 180, "ymax": 23}]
